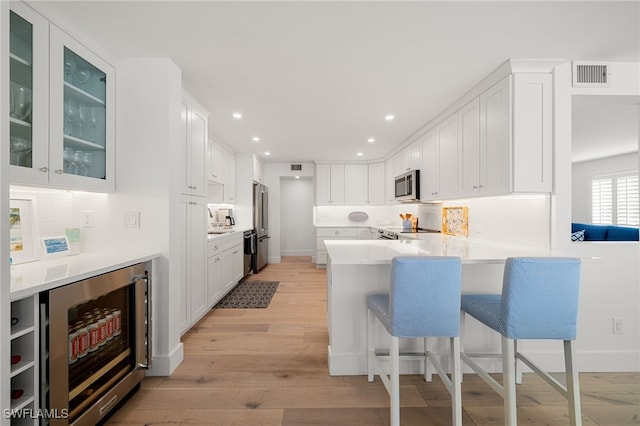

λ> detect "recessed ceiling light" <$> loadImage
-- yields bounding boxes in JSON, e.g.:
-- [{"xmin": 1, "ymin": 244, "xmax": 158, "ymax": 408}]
[
  {"xmin": 252, "ymin": 137, "xmax": 260, "ymax": 142},
  {"xmin": 264, "ymin": 151, "xmax": 271, "ymax": 156},
  {"xmin": 357, "ymin": 152, "xmax": 363, "ymax": 157},
  {"xmin": 232, "ymin": 113, "xmax": 242, "ymax": 119},
  {"xmin": 385, "ymin": 114, "xmax": 395, "ymax": 121},
  {"xmin": 367, "ymin": 138, "xmax": 375, "ymax": 143},
  {"xmin": 295, "ymin": 175, "xmax": 300, "ymax": 179}
]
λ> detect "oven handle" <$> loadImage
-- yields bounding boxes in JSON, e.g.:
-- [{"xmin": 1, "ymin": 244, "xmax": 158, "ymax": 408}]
[{"xmin": 134, "ymin": 272, "xmax": 152, "ymax": 370}]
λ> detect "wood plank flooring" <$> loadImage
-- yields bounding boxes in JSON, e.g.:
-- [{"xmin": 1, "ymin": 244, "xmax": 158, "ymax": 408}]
[{"xmin": 107, "ymin": 257, "xmax": 640, "ymax": 425}]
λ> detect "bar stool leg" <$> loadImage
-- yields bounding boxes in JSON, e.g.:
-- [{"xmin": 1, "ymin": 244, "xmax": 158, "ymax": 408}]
[
  {"xmin": 450, "ymin": 336, "xmax": 462, "ymax": 426},
  {"xmin": 390, "ymin": 336, "xmax": 400, "ymax": 426},
  {"xmin": 424, "ymin": 337, "xmax": 433, "ymax": 382},
  {"xmin": 502, "ymin": 336, "xmax": 517, "ymax": 426},
  {"xmin": 564, "ymin": 340, "xmax": 582, "ymax": 426},
  {"xmin": 367, "ymin": 309, "xmax": 374, "ymax": 382},
  {"xmin": 515, "ymin": 340, "xmax": 523, "ymax": 384}
]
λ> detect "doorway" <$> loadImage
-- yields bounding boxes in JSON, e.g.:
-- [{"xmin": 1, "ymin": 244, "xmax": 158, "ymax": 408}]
[{"xmin": 280, "ymin": 177, "xmax": 314, "ymax": 257}]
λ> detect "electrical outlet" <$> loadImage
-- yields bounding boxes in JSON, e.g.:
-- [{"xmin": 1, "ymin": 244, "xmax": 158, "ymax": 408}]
[
  {"xmin": 613, "ymin": 318, "xmax": 623, "ymax": 335},
  {"xmin": 81, "ymin": 211, "xmax": 94, "ymax": 228}
]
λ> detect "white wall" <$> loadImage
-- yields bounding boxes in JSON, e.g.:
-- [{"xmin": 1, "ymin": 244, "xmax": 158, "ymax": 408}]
[
  {"xmin": 280, "ymin": 178, "xmax": 314, "ymax": 256},
  {"xmin": 553, "ymin": 61, "xmax": 640, "ymax": 372},
  {"xmin": 572, "ymin": 153, "xmax": 638, "ymax": 224}
]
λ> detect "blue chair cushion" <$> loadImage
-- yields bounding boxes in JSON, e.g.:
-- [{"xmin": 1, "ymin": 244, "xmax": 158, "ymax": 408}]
[
  {"xmin": 368, "ymin": 256, "xmax": 462, "ymax": 338},
  {"xmin": 462, "ymin": 258, "xmax": 581, "ymax": 340}
]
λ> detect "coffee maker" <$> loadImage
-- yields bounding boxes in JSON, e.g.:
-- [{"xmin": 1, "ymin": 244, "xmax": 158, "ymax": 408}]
[{"xmin": 217, "ymin": 208, "xmax": 235, "ymax": 227}]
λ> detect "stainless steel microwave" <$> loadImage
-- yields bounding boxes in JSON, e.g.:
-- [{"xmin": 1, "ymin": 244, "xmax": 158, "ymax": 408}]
[{"xmin": 395, "ymin": 170, "xmax": 420, "ymax": 201}]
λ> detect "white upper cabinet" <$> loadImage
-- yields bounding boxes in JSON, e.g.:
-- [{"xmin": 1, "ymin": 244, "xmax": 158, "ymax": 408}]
[
  {"xmin": 180, "ymin": 89, "xmax": 208, "ymax": 197},
  {"xmin": 223, "ymin": 149, "xmax": 236, "ymax": 203},
  {"xmin": 253, "ymin": 156, "xmax": 264, "ymax": 183},
  {"xmin": 479, "ymin": 75, "xmax": 511, "ymax": 195},
  {"xmin": 392, "ymin": 141, "xmax": 422, "ymax": 177},
  {"xmin": 208, "ymin": 141, "xmax": 224, "ymax": 183},
  {"xmin": 9, "ymin": 5, "xmax": 116, "ymax": 192},
  {"xmin": 368, "ymin": 162, "xmax": 386, "ymax": 205},
  {"xmin": 315, "ymin": 163, "xmax": 345, "ymax": 206},
  {"xmin": 435, "ymin": 113, "xmax": 459, "ymax": 199},
  {"xmin": 457, "ymin": 98, "xmax": 482, "ymax": 197},
  {"xmin": 419, "ymin": 71, "xmax": 552, "ymax": 201},
  {"xmin": 385, "ymin": 157, "xmax": 395, "ymax": 204},
  {"xmin": 511, "ymin": 73, "xmax": 552, "ymax": 192},
  {"xmin": 344, "ymin": 164, "xmax": 368, "ymax": 205}
]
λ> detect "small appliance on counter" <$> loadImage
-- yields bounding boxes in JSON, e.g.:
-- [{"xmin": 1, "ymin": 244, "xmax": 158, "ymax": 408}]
[{"xmin": 217, "ymin": 208, "xmax": 235, "ymax": 228}]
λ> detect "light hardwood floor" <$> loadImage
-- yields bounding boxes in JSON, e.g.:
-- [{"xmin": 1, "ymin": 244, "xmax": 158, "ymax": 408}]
[{"xmin": 107, "ymin": 257, "xmax": 640, "ymax": 425}]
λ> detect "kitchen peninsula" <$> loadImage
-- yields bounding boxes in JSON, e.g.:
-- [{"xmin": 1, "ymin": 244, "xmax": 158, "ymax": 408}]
[{"xmin": 324, "ymin": 237, "xmax": 558, "ymax": 376}]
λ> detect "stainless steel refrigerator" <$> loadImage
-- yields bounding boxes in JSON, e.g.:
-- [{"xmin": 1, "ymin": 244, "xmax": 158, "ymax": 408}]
[{"xmin": 253, "ymin": 183, "xmax": 269, "ymax": 272}]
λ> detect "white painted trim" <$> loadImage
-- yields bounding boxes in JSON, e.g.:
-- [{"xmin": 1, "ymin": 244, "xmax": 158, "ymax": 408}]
[
  {"xmin": 279, "ymin": 250, "xmax": 314, "ymax": 257},
  {"xmin": 147, "ymin": 342, "xmax": 184, "ymax": 377}
]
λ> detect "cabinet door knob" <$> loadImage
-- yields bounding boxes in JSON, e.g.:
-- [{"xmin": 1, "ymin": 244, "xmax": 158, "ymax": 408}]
[
  {"xmin": 334, "ymin": 231, "xmax": 339, "ymax": 235},
  {"xmin": 479, "ymin": 185, "xmax": 485, "ymax": 189},
  {"xmin": 39, "ymin": 167, "xmax": 48, "ymax": 173},
  {"xmin": 473, "ymin": 185, "xmax": 478, "ymax": 189},
  {"xmin": 54, "ymin": 169, "xmax": 63, "ymax": 174}
]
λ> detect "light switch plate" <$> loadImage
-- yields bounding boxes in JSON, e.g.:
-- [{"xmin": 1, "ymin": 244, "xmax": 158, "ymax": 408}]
[{"xmin": 124, "ymin": 211, "xmax": 140, "ymax": 228}]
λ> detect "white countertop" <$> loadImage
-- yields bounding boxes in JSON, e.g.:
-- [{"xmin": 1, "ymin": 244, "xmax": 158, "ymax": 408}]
[
  {"xmin": 207, "ymin": 227, "xmax": 252, "ymax": 240},
  {"xmin": 324, "ymin": 235, "xmax": 554, "ymax": 265},
  {"xmin": 10, "ymin": 251, "xmax": 161, "ymax": 301}
]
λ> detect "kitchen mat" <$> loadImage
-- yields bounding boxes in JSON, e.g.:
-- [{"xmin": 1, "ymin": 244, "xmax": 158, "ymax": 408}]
[{"xmin": 214, "ymin": 281, "xmax": 279, "ymax": 309}]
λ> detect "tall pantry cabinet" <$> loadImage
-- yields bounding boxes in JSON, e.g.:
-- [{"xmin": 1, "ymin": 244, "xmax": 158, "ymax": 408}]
[{"xmin": 179, "ymin": 89, "xmax": 209, "ymax": 333}]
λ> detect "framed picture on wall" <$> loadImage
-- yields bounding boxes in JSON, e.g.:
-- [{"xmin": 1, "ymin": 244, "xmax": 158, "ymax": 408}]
[{"xmin": 10, "ymin": 197, "xmax": 40, "ymax": 264}]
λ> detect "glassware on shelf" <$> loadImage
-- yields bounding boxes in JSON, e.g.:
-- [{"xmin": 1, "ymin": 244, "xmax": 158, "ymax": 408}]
[
  {"xmin": 10, "ymin": 136, "xmax": 31, "ymax": 167},
  {"xmin": 81, "ymin": 152, "xmax": 93, "ymax": 176},
  {"xmin": 64, "ymin": 147, "xmax": 75, "ymax": 174},
  {"xmin": 64, "ymin": 99, "xmax": 76, "ymax": 137},
  {"xmin": 65, "ymin": 55, "xmax": 77, "ymax": 82},
  {"xmin": 11, "ymin": 86, "xmax": 31, "ymax": 122},
  {"xmin": 73, "ymin": 150, "xmax": 85, "ymax": 176},
  {"xmin": 88, "ymin": 109, "xmax": 98, "ymax": 142},
  {"xmin": 76, "ymin": 104, "xmax": 86, "ymax": 139},
  {"xmin": 76, "ymin": 68, "xmax": 91, "ymax": 87}
]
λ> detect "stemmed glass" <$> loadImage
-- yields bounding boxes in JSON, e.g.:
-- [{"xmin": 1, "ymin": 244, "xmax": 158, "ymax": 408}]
[
  {"xmin": 88, "ymin": 109, "xmax": 98, "ymax": 142},
  {"xmin": 81, "ymin": 152, "xmax": 93, "ymax": 177},
  {"xmin": 63, "ymin": 147, "xmax": 75, "ymax": 173},
  {"xmin": 73, "ymin": 150, "xmax": 85, "ymax": 176},
  {"xmin": 64, "ymin": 99, "xmax": 76, "ymax": 136},
  {"xmin": 76, "ymin": 104, "xmax": 86, "ymax": 139},
  {"xmin": 10, "ymin": 137, "xmax": 31, "ymax": 167}
]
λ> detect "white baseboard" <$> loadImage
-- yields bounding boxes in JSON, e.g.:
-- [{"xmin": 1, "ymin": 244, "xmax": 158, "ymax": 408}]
[
  {"xmin": 146, "ymin": 342, "xmax": 184, "ymax": 376},
  {"xmin": 280, "ymin": 250, "xmax": 314, "ymax": 256}
]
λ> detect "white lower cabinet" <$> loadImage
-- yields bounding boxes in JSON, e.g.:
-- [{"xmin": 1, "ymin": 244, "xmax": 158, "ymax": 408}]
[
  {"xmin": 206, "ymin": 233, "xmax": 244, "ymax": 310},
  {"xmin": 315, "ymin": 227, "xmax": 374, "ymax": 267},
  {"xmin": 9, "ymin": 295, "xmax": 39, "ymax": 425}
]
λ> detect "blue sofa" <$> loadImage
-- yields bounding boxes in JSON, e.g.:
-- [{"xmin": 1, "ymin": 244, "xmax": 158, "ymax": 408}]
[{"xmin": 572, "ymin": 222, "xmax": 639, "ymax": 241}]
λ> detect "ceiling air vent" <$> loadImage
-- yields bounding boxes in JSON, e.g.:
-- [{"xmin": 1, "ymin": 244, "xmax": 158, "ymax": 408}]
[
  {"xmin": 572, "ymin": 61, "xmax": 610, "ymax": 88},
  {"xmin": 290, "ymin": 164, "xmax": 302, "ymax": 171}
]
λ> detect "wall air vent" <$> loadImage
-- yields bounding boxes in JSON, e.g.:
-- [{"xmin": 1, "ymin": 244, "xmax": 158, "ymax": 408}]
[
  {"xmin": 290, "ymin": 164, "xmax": 302, "ymax": 171},
  {"xmin": 572, "ymin": 61, "xmax": 610, "ymax": 88}
]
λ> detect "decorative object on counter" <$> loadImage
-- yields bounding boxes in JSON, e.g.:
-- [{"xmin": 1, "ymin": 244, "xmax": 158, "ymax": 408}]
[
  {"xmin": 442, "ymin": 207, "xmax": 469, "ymax": 237},
  {"xmin": 348, "ymin": 211, "xmax": 369, "ymax": 222},
  {"xmin": 66, "ymin": 227, "xmax": 81, "ymax": 255},
  {"xmin": 214, "ymin": 281, "xmax": 279, "ymax": 309},
  {"xmin": 400, "ymin": 213, "xmax": 416, "ymax": 231},
  {"xmin": 41, "ymin": 235, "xmax": 71, "ymax": 258},
  {"xmin": 9, "ymin": 197, "xmax": 39, "ymax": 264}
]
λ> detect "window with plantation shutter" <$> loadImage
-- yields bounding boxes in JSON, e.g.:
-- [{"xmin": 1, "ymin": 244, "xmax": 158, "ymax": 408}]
[{"xmin": 591, "ymin": 172, "xmax": 639, "ymax": 226}]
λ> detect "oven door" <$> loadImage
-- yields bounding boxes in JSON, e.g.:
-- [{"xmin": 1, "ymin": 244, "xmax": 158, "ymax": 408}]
[{"xmin": 46, "ymin": 263, "xmax": 151, "ymax": 425}]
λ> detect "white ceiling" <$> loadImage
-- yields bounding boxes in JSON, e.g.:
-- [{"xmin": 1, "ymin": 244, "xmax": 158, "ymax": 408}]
[{"xmin": 31, "ymin": 1, "xmax": 640, "ymax": 163}]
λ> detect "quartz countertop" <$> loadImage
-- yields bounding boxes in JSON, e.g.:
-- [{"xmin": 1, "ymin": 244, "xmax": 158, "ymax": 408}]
[
  {"xmin": 10, "ymin": 251, "xmax": 160, "ymax": 300},
  {"xmin": 207, "ymin": 227, "xmax": 252, "ymax": 240},
  {"xmin": 324, "ymin": 235, "xmax": 555, "ymax": 265}
]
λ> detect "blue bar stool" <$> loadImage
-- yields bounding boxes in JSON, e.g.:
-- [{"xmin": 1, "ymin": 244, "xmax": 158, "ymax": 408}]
[
  {"xmin": 367, "ymin": 256, "xmax": 463, "ymax": 426},
  {"xmin": 460, "ymin": 257, "xmax": 582, "ymax": 425}
]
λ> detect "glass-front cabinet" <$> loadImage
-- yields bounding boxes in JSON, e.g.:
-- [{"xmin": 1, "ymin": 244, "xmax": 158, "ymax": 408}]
[
  {"xmin": 8, "ymin": 3, "xmax": 115, "ymax": 192},
  {"xmin": 9, "ymin": 3, "xmax": 49, "ymax": 186}
]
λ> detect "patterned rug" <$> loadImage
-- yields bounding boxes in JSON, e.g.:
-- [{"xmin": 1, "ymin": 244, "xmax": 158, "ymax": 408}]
[{"xmin": 214, "ymin": 281, "xmax": 279, "ymax": 309}]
